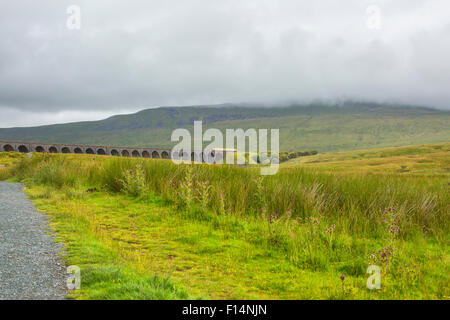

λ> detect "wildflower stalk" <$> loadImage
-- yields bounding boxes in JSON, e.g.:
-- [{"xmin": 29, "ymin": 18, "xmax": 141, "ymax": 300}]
[
  {"xmin": 340, "ymin": 274, "xmax": 346, "ymax": 295},
  {"xmin": 254, "ymin": 177, "xmax": 266, "ymax": 215},
  {"xmin": 218, "ymin": 192, "xmax": 226, "ymax": 215},
  {"xmin": 178, "ymin": 165, "xmax": 194, "ymax": 209},
  {"xmin": 197, "ymin": 180, "xmax": 211, "ymax": 210}
]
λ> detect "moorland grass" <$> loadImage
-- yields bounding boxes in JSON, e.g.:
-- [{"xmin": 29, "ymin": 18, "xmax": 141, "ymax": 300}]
[
  {"xmin": 0, "ymin": 152, "xmax": 26, "ymax": 180},
  {"xmin": 3, "ymin": 145, "xmax": 449, "ymax": 299},
  {"xmin": 284, "ymin": 142, "xmax": 450, "ymax": 175}
]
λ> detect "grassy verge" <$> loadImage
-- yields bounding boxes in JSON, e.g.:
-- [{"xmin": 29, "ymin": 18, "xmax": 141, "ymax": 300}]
[
  {"xmin": 2, "ymin": 144, "xmax": 449, "ymax": 299},
  {"xmin": 2, "ymin": 153, "xmax": 189, "ymax": 299},
  {"xmin": 0, "ymin": 152, "xmax": 26, "ymax": 180},
  {"xmin": 33, "ymin": 187, "xmax": 191, "ymax": 299}
]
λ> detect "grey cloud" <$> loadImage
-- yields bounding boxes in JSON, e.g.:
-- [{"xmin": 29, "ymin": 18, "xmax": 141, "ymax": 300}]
[{"xmin": 0, "ymin": 0, "xmax": 449, "ymax": 127}]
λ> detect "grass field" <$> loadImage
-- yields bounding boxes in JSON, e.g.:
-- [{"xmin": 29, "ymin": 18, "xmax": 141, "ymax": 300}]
[
  {"xmin": 0, "ymin": 143, "xmax": 449, "ymax": 299},
  {"xmin": 283, "ymin": 143, "xmax": 450, "ymax": 175}
]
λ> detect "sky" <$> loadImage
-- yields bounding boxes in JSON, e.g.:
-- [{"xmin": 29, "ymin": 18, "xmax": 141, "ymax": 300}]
[{"xmin": 0, "ymin": 0, "xmax": 449, "ymax": 127}]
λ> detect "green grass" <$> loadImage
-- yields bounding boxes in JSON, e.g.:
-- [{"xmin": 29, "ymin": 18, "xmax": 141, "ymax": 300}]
[
  {"xmin": 0, "ymin": 151, "xmax": 27, "ymax": 165},
  {"xmin": 28, "ymin": 186, "xmax": 191, "ymax": 300},
  {"xmin": 3, "ymin": 143, "xmax": 450, "ymax": 299},
  {"xmin": 0, "ymin": 152, "xmax": 26, "ymax": 180},
  {"xmin": 284, "ymin": 142, "xmax": 450, "ymax": 175}
]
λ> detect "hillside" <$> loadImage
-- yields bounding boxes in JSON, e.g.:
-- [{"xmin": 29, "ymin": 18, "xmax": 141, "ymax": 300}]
[
  {"xmin": 283, "ymin": 142, "xmax": 450, "ymax": 175},
  {"xmin": 0, "ymin": 102, "xmax": 449, "ymax": 152}
]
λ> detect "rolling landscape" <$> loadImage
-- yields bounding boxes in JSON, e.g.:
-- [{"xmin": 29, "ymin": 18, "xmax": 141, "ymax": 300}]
[
  {"xmin": 1, "ymin": 102, "xmax": 449, "ymax": 153},
  {"xmin": 0, "ymin": 103, "xmax": 449, "ymax": 300},
  {"xmin": 1, "ymin": 0, "xmax": 449, "ymax": 307},
  {"xmin": 0, "ymin": 140, "xmax": 448, "ymax": 299}
]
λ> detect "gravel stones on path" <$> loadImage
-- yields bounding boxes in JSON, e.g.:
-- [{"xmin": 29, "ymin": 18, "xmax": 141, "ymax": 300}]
[{"xmin": 0, "ymin": 182, "xmax": 67, "ymax": 300}]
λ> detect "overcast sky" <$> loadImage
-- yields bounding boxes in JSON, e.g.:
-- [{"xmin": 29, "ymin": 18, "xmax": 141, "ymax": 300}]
[{"xmin": 0, "ymin": 0, "xmax": 449, "ymax": 127}]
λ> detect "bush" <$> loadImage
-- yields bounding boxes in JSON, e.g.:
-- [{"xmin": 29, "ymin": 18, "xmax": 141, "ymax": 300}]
[{"xmin": 119, "ymin": 164, "xmax": 147, "ymax": 197}]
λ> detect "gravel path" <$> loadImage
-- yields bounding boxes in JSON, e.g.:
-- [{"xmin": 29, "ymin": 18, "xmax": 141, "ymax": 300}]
[{"xmin": 0, "ymin": 182, "xmax": 67, "ymax": 300}]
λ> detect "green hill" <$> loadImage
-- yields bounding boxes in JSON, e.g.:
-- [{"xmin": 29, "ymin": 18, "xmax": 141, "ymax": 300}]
[{"xmin": 1, "ymin": 102, "xmax": 449, "ymax": 152}]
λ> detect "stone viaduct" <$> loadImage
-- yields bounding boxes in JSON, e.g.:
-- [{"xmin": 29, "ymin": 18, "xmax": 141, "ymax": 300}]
[
  {"xmin": 0, "ymin": 140, "xmax": 173, "ymax": 159},
  {"xmin": 0, "ymin": 140, "xmax": 224, "ymax": 162}
]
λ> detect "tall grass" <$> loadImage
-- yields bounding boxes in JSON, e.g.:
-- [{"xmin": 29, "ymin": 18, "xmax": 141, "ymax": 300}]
[
  {"xmin": 8, "ymin": 153, "xmax": 449, "ymax": 298},
  {"xmin": 0, "ymin": 152, "xmax": 27, "ymax": 181},
  {"xmin": 10, "ymin": 153, "xmax": 449, "ymax": 239}
]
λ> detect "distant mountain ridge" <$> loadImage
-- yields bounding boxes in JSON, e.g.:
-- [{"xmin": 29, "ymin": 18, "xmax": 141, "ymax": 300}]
[{"xmin": 1, "ymin": 102, "xmax": 449, "ymax": 152}]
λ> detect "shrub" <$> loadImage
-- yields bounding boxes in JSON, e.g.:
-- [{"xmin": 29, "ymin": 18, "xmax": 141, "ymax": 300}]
[{"xmin": 119, "ymin": 164, "xmax": 147, "ymax": 197}]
